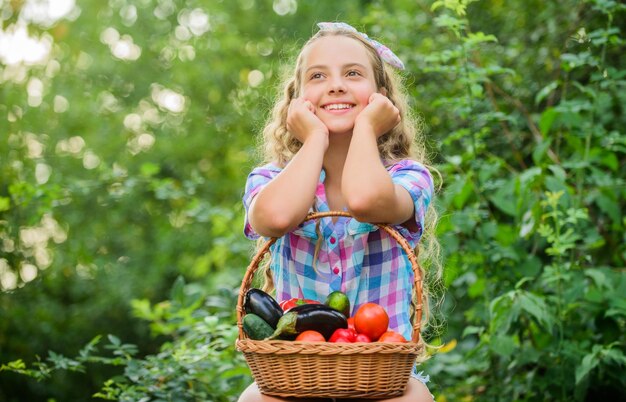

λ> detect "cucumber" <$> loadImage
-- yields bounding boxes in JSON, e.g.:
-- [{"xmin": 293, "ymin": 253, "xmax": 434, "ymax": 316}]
[
  {"xmin": 244, "ymin": 288, "xmax": 283, "ymax": 328},
  {"xmin": 242, "ymin": 313, "xmax": 274, "ymax": 340}
]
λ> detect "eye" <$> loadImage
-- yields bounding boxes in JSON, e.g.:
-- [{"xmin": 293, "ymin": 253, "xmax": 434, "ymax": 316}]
[
  {"xmin": 310, "ymin": 72, "xmax": 323, "ymax": 80},
  {"xmin": 346, "ymin": 70, "xmax": 361, "ymax": 77}
]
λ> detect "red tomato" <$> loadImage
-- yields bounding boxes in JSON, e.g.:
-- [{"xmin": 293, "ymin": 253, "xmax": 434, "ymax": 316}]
[
  {"xmin": 354, "ymin": 303, "xmax": 389, "ymax": 341},
  {"xmin": 347, "ymin": 317, "xmax": 356, "ymax": 331},
  {"xmin": 329, "ymin": 328, "xmax": 357, "ymax": 343},
  {"xmin": 378, "ymin": 330, "xmax": 408, "ymax": 343},
  {"xmin": 354, "ymin": 333, "xmax": 372, "ymax": 343},
  {"xmin": 295, "ymin": 330, "xmax": 326, "ymax": 342},
  {"xmin": 279, "ymin": 298, "xmax": 321, "ymax": 311},
  {"xmin": 331, "ymin": 336, "xmax": 352, "ymax": 343}
]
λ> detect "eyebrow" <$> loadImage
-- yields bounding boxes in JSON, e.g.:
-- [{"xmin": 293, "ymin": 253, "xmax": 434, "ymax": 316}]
[{"xmin": 304, "ymin": 63, "xmax": 368, "ymax": 74}]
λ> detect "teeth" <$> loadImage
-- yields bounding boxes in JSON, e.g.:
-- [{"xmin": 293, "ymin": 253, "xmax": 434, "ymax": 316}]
[{"xmin": 324, "ymin": 103, "xmax": 353, "ymax": 110}]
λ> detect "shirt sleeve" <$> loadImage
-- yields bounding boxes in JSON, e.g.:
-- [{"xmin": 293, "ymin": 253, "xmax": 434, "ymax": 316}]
[
  {"xmin": 242, "ymin": 164, "xmax": 282, "ymax": 240},
  {"xmin": 388, "ymin": 159, "xmax": 434, "ymax": 244}
]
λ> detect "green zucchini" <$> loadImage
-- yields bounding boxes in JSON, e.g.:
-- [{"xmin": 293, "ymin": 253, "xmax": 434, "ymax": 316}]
[
  {"xmin": 244, "ymin": 288, "xmax": 283, "ymax": 328},
  {"xmin": 242, "ymin": 313, "xmax": 274, "ymax": 340}
]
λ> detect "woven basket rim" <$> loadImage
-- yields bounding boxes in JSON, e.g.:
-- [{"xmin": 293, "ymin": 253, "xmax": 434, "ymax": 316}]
[{"xmin": 236, "ymin": 338, "xmax": 424, "ymax": 355}]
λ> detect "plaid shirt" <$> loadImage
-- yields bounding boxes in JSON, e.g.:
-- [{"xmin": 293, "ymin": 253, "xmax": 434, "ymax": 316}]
[{"xmin": 243, "ymin": 159, "xmax": 433, "ymax": 340}]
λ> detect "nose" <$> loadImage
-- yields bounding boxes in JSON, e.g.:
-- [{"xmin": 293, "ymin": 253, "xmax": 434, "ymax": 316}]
[{"xmin": 328, "ymin": 76, "xmax": 346, "ymax": 94}]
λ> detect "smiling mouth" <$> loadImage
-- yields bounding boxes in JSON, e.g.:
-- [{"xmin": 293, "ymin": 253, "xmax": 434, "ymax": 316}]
[{"xmin": 322, "ymin": 103, "xmax": 355, "ymax": 111}]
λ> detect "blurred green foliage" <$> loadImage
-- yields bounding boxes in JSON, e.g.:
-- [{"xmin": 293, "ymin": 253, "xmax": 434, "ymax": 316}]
[{"xmin": 1, "ymin": 0, "xmax": 625, "ymax": 401}]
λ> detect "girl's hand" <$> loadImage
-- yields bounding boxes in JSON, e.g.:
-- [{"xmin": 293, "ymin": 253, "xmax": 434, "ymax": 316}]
[
  {"xmin": 354, "ymin": 93, "xmax": 401, "ymax": 138},
  {"xmin": 286, "ymin": 98, "xmax": 329, "ymax": 145}
]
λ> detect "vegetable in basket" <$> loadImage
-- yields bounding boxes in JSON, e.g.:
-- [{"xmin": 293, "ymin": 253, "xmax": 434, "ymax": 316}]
[
  {"xmin": 268, "ymin": 303, "xmax": 348, "ymax": 340},
  {"xmin": 279, "ymin": 297, "xmax": 321, "ymax": 311},
  {"xmin": 329, "ymin": 327, "xmax": 357, "ymax": 343},
  {"xmin": 244, "ymin": 288, "xmax": 283, "ymax": 328},
  {"xmin": 242, "ymin": 313, "xmax": 275, "ymax": 340},
  {"xmin": 324, "ymin": 290, "xmax": 350, "ymax": 317},
  {"xmin": 354, "ymin": 302, "xmax": 389, "ymax": 341},
  {"xmin": 295, "ymin": 330, "xmax": 326, "ymax": 342},
  {"xmin": 378, "ymin": 330, "xmax": 408, "ymax": 343}
]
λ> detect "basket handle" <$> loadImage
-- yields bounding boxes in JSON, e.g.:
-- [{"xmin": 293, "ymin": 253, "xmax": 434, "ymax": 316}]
[{"xmin": 236, "ymin": 211, "xmax": 423, "ymax": 343}]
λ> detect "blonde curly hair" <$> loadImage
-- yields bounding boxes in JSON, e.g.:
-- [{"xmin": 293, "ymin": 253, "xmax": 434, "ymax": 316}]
[{"xmin": 260, "ymin": 26, "xmax": 428, "ymax": 166}]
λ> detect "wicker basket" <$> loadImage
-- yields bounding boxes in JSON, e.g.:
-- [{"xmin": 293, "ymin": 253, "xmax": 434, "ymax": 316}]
[{"xmin": 236, "ymin": 211, "xmax": 425, "ymax": 399}]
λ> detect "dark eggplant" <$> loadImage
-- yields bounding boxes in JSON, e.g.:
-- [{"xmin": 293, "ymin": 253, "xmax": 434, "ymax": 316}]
[
  {"xmin": 269, "ymin": 303, "xmax": 348, "ymax": 340},
  {"xmin": 244, "ymin": 288, "xmax": 283, "ymax": 328}
]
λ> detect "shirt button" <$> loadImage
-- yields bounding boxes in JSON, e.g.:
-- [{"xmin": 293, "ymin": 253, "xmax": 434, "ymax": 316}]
[
  {"xmin": 330, "ymin": 236, "xmax": 336, "ymax": 244},
  {"xmin": 333, "ymin": 267, "xmax": 340, "ymax": 274}
]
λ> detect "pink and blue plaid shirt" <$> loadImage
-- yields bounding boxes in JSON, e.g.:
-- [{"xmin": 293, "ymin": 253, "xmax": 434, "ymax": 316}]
[{"xmin": 242, "ymin": 159, "xmax": 433, "ymax": 340}]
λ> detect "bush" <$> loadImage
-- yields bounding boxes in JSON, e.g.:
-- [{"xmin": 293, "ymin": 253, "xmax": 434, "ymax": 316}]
[{"xmin": 1, "ymin": 0, "xmax": 624, "ymax": 401}]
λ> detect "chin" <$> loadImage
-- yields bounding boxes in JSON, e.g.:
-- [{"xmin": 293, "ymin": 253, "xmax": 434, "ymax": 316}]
[{"xmin": 326, "ymin": 123, "xmax": 356, "ymax": 137}]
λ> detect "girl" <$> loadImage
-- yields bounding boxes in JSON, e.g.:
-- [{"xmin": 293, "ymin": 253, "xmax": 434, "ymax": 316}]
[{"xmin": 239, "ymin": 22, "xmax": 438, "ymax": 402}]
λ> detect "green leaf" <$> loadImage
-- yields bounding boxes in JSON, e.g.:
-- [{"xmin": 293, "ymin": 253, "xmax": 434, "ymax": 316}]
[
  {"xmin": 519, "ymin": 167, "xmax": 542, "ymax": 186},
  {"xmin": 518, "ymin": 291, "xmax": 554, "ymax": 331},
  {"xmin": 520, "ymin": 210, "xmax": 535, "ymax": 237},
  {"xmin": 170, "ymin": 276, "xmax": 186, "ymax": 302},
  {"xmin": 561, "ymin": 51, "xmax": 597, "ymax": 71},
  {"xmin": 464, "ymin": 32, "xmax": 498, "ymax": 46},
  {"xmin": 47, "ymin": 351, "xmax": 83, "ymax": 372},
  {"xmin": 446, "ymin": 175, "xmax": 475, "ymax": 209},
  {"xmin": 140, "ymin": 162, "xmax": 160, "ymax": 177},
  {"xmin": 545, "ymin": 175, "xmax": 569, "ymax": 193},
  {"xmin": 585, "ymin": 268, "xmax": 609, "ymax": 289},
  {"xmin": 0, "ymin": 196, "xmax": 10, "ymax": 212},
  {"xmin": 79, "ymin": 336, "xmax": 102, "ymax": 359},
  {"xmin": 431, "ymin": 0, "xmax": 445, "ymax": 11},
  {"xmin": 489, "ymin": 291, "xmax": 517, "ymax": 334},
  {"xmin": 605, "ymin": 297, "xmax": 626, "ymax": 318},
  {"xmin": 547, "ymin": 165, "xmax": 567, "ymax": 182},
  {"xmin": 107, "ymin": 335, "xmax": 121, "ymax": 347},
  {"xmin": 539, "ymin": 107, "xmax": 558, "ymax": 135},
  {"xmin": 535, "ymin": 81, "xmax": 559, "ymax": 105},
  {"xmin": 448, "ymin": 209, "xmax": 477, "ymax": 234},
  {"xmin": 433, "ymin": 14, "xmax": 466, "ymax": 35},
  {"xmin": 487, "ymin": 179, "xmax": 518, "ymax": 217},
  {"xmin": 490, "ymin": 334, "xmax": 517, "ymax": 357},
  {"xmin": 532, "ymin": 138, "xmax": 553, "ymax": 164},
  {"xmin": 130, "ymin": 299, "xmax": 154, "ymax": 321},
  {"xmin": 599, "ymin": 151, "xmax": 619, "ymax": 171},
  {"xmin": 0, "ymin": 359, "xmax": 27, "ymax": 372},
  {"xmin": 595, "ymin": 193, "xmax": 621, "ymax": 224},
  {"xmin": 604, "ymin": 347, "xmax": 626, "ymax": 366},
  {"xmin": 468, "ymin": 277, "xmax": 486, "ymax": 298},
  {"xmin": 431, "ymin": 0, "xmax": 475, "ymax": 16},
  {"xmin": 461, "ymin": 326, "xmax": 484, "ymax": 338},
  {"xmin": 576, "ymin": 351, "xmax": 599, "ymax": 384}
]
